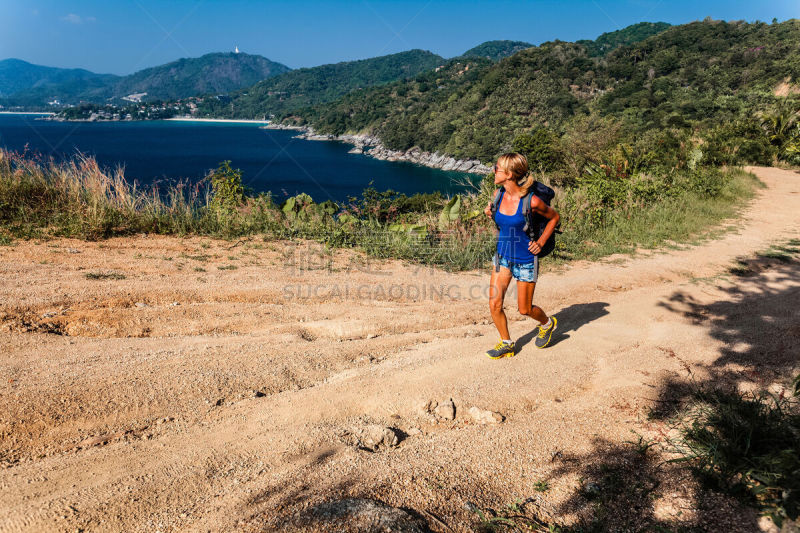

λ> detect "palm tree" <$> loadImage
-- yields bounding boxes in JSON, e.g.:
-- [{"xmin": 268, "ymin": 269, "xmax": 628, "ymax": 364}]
[{"xmin": 760, "ymin": 103, "xmax": 799, "ymax": 147}]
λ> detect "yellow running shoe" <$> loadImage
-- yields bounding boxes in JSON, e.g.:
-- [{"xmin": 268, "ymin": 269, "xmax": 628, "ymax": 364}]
[
  {"xmin": 486, "ymin": 339, "xmax": 515, "ymax": 359},
  {"xmin": 535, "ymin": 316, "xmax": 557, "ymax": 348}
]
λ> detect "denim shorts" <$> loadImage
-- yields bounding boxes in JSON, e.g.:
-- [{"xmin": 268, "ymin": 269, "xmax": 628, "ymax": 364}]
[{"xmin": 493, "ymin": 253, "xmax": 539, "ymax": 283}]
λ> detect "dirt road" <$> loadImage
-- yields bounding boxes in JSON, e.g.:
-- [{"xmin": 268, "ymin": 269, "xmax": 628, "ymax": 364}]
[{"xmin": 1, "ymin": 166, "xmax": 798, "ymax": 532}]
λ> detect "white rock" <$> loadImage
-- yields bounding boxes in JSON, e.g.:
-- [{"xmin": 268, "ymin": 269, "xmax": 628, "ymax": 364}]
[
  {"xmin": 434, "ymin": 398, "xmax": 455, "ymax": 420},
  {"xmin": 417, "ymin": 399, "xmax": 437, "ymax": 414},
  {"xmin": 362, "ymin": 425, "xmax": 399, "ymax": 450},
  {"xmin": 467, "ymin": 406, "xmax": 504, "ymax": 424}
]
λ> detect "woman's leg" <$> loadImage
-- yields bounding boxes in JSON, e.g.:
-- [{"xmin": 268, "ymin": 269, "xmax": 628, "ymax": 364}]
[
  {"xmin": 489, "ymin": 265, "xmax": 513, "ymax": 339},
  {"xmin": 517, "ymin": 280, "xmax": 549, "ymax": 324}
]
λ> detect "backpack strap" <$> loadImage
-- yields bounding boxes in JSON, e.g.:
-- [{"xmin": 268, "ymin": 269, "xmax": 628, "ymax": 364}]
[
  {"xmin": 491, "ymin": 188, "xmax": 506, "ymax": 271},
  {"xmin": 490, "ymin": 187, "xmax": 505, "ymax": 230},
  {"xmin": 521, "ymin": 192, "xmax": 533, "ymax": 235}
]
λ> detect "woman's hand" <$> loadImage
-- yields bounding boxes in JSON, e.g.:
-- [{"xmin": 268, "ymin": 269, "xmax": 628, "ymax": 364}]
[
  {"xmin": 528, "ymin": 240, "xmax": 542, "ymax": 255},
  {"xmin": 484, "ymin": 201, "xmax": 492, "ymax": 217}
]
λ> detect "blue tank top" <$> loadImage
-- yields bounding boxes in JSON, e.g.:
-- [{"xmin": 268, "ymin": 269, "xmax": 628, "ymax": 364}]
[{"xmin": 495, "ymin": 189, "xmax": 536, "ymax": 263}]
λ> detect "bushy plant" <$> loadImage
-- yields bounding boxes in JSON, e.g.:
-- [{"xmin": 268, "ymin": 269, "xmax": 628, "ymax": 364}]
[
  {"xmin": 702, "ymin": 119, "xmax": 776, "ymax": 166},
  {"xmin": 555, "ymin": 114, "xmax": 623, "ymax": 185},
  {"xmin": 208, "ymin": 160, "xmax": 245, "ymax": 214},
  {"xmin": 782, "ymin": 134, "xmax": 800, "ymax": 165},
  {"xmin": 345, "ymin": 186, "xmax": 443, "ymax": 223},
  {"xmin": 761, "ymin": 103, "xmax": 799, "ymax": 148},
  {"xmin": 687, "ymin": 166, "xmax": 726, "ymax": 196}
]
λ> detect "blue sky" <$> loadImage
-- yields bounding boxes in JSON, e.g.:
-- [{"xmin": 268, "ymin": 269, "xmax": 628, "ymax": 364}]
[{"xmin": 1, "ymin": 0, "xmax": 798, "ymax": 75}]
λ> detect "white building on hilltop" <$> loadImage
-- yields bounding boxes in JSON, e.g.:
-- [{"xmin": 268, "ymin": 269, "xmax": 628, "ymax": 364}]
[{"xmin": 235, "ymin": 46, "xmax": 240, "ymax": 54}]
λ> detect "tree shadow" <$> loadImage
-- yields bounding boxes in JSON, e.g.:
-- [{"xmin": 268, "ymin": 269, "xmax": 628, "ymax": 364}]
[
  {"xmin": 517, "ymin": 301, "xmax": 610, "ymax": 351},
  {"xmin": 651, "ymin": 255, "xmax": 800, "ymax": 419},
  {"xmin": 239, "ymin": 464, "xmax": 435, "ymax": 532},
  {"xmin": 503, "ymin": 252, "xmax": 799, "ymax": 531},
  {"xmin": 540, "ymin": 436, "xmax": 762, "ymax": 532}
]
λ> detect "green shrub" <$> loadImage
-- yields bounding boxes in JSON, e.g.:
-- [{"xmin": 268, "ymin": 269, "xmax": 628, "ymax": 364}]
[
  {"xmin": 688, "ymin": 166, "xmax": 725, "ymax": 197},
  {"xmin": 345, "ymin": 187, "xmax": 443, "ymax": 223},
  {"xmin": 208, "ymin": 160, "xmax": 245, "ymax": 214},
  {"xmin": 782, "ymin": 136, "xmax": 800, "ymax": 165},
  {"xmin": 702, "ymin": 119, "xmax": 776, "ymax": 166}
]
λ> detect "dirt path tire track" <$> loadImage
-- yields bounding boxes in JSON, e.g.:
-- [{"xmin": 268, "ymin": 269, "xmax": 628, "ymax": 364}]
[{"xmin": 1, "ymin": 166, "xmax": 798, "ymax": 532}]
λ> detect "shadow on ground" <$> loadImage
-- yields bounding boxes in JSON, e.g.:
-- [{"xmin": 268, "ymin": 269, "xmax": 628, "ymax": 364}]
[
  {"xmin": 468, "ymin": 254, "xmax": 800, "ymax": 531},
  {"xmin": 536, "ymin": 249, "xmax": 800, "ymax": 531},
  {"xmin": 652, "ymin": 253, "xmax": 800, "ymax": 419},
  {"xmin": 517, "ymin": 301, "xmax": 610, "ymax": 352}
]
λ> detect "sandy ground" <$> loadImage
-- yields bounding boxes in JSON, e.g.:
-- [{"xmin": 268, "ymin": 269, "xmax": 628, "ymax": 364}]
[{"xmin": 1, "ymin": 166, "xmax": 799, "ymax": 532}]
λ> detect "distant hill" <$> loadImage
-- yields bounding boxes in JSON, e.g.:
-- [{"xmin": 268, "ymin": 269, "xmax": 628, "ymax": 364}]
[
  {"xmin": 0, "ymin": 52, "xmax": 290, "ymax": 106},
  {"xmin": 456, "ymin": 25, "xmax": 668, "ymax": 63},
  {"xmin": 576, "ymin": 21, "xmax": 671, "ymax": 56},
  {"xmin": 107, "ymin": 52, "xmax": 291, "ymax": 101},
  {"xmin": 279, "ymin": 19, "xmax": 800, "ymax": 161},
  {"xmin": 459, "ymin": 40, "xmax": 534, "ymax": 61},
  {"xmin": 0, "ymin": 59, "xmax": 117, "ymax": 98},
  {"xmin": 197, "ymin": 49, "xmax": 445, "ymax": 119}
]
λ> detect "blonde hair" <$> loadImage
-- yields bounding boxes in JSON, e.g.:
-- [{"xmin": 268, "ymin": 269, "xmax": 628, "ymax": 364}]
[{"xmin": 497, "ymin": 152, "xmax": 534, "ymax": 195}]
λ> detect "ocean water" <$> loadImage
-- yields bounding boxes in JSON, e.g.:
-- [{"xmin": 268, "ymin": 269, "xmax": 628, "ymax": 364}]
[{"xmin": 0, "ymin": 114, "xmax": 481, "ymax": 204}]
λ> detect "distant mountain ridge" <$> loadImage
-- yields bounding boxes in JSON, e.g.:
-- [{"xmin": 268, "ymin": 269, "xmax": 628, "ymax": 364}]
[
  {"xmin": 197, "ymin": 49, "xmax": 445, "ymax": 119},
  {"xmin": 197, "ymin": 25, "xmax": 674, "ymax": 120},
  {"xmin": 459, "ymin": 40, "xmax": 535, "ymax": 61},
  {"xmin": 0, "ymin": 59, "xmax": 117, "ymax": 98},
  {"xmin": 107, "ymin": 52, "xmax": 291, "ymax": 101},
  {"xmin": 0, "ymin": 52, "xmax": 290, "ymax": 106},
  {"xmin": 576, "ymin": 21, "xmax": 672, "ymax": 56}
]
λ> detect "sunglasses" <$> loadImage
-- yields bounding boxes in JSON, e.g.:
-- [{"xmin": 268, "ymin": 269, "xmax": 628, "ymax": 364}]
[{"xmin": 493, "ymin": 164, "xmax": 507, "ymax": 174}]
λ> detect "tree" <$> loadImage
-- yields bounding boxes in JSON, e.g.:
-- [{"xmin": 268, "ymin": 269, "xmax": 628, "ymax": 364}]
[{"xmin": 512, "ymin": 128, "xmax": 561, "ymax": 172}]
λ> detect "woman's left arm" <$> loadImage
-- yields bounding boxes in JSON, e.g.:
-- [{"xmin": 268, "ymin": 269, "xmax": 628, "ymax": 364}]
[{"xmin": 527, "ymin": 196, "xmax": 560, "ymax": 255}]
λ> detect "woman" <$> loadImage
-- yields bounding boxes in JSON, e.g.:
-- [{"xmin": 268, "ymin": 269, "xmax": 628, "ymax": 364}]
[{"xmin": 482, "ymin": 152, "xmax": 560, "ymax": 358}]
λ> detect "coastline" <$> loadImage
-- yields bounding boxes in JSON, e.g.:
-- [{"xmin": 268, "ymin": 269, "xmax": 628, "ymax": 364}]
[
  {"xmin": 262, "ymin": 124, "xmax": 491, "ymax": 175},
  {"xmin": 166, "ymin": 117, "xmax": 271, "ymax": 124},
  {"xmin": 0, "ymin": 111, "xmax": 55, "ymax": 115},
  {"xmin": 39, "ymin": 115, "xmax": 272, "ymax": 124}
]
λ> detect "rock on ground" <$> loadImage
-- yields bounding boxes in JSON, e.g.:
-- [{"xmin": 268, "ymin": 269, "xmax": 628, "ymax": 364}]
[
  {"xmin": 291, "ymin": 498, "xmax": 429, "ymax": 532},
  {"xmin": 467, "ymin": 406, "xmax": 504, "ymax": 424}
]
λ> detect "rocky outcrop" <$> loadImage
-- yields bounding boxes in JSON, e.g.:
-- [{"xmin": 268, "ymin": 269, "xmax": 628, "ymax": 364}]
[
  {"xmin": 259, "ymin": 123, "xmax": 305, "ymax": 131},
  {"xmin": 265, "ymin": 124, "xmax": 491, "ymax": 175},
  {"xmin": 364, "ymin": 144, "xmax": 490, "ymax": 174}
]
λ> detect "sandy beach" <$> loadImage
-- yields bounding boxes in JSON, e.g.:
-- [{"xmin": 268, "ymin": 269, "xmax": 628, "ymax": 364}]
[
  {"xmin": 0, "ymin": 111, "xmax": 55, "ymax": 115},
  {"xmin": 165, "ymin": 117, "xmax": 270, "ymax": 124},
  {"xmin": 1, "ymin": 166, "xmax": 798, "ymax": 532}
]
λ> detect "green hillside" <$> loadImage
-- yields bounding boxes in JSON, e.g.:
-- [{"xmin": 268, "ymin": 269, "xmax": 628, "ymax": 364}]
[
  {"xmin": 281, "ymin": 19, "xmax": 800, "ymax": 166},
  {"xmin": 196, "ymin": 49, "xmax": 445, "ymax": 119},
  {"xmin": 108, "ymin": 52, "xmax": 290, "ymax": 101},
  {"xmin": 459, "ymin": 40, "xmax": 534, "ymax": 61}
]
